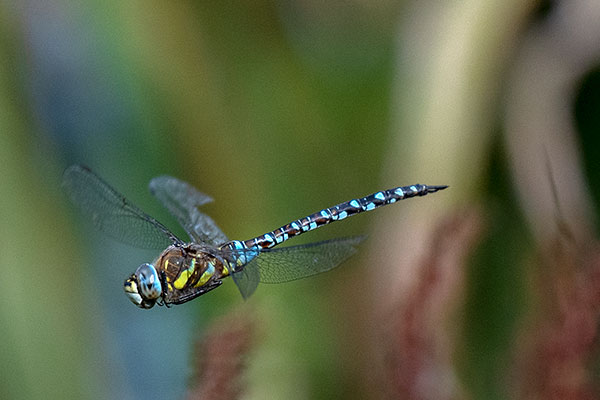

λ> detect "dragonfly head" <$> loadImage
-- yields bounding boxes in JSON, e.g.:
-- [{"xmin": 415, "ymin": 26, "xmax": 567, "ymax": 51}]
[{"xmin": 124, "ymin": 263, "xmax": 162, "ymax": 309}]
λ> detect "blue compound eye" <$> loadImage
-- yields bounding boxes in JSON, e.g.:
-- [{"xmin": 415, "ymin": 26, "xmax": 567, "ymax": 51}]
[{"xmin": 135, "ymin": 263, "xmax": 162, "ymax": 301}]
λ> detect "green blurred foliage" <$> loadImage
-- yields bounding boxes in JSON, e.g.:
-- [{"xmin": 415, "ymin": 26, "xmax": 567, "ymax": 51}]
[
  {"xmin": 459, "ymin": 139, "xmax": 529, "ymax": 400},
  {"xmin": 575, "ymin": 67, "xmax": 600, "ymax": 225}
]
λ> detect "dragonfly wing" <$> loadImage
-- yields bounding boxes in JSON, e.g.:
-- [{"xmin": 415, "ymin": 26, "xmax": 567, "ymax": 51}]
[
  {"xmin": 62, "ymin": 165, "xmax": 181, "ymax": 249},
  {"xmin": 149, "ymin": 176, "xmax": 229, "ymax": 246},
  {"xmin": 229, "ymin": 236, "xmax": 365, "ymax": 299},
  {"xmin": 254, "ymin": 236, "xmax": 365, "ymax": 283},
  {"xmin": 231, "ymin": 264, "xmax": 260, "ymax": 300}
]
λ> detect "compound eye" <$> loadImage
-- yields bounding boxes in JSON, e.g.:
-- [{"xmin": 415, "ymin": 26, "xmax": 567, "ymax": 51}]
[{"xmin": 135, "ymin": 263, "xmax": 162, "ymax": 300}]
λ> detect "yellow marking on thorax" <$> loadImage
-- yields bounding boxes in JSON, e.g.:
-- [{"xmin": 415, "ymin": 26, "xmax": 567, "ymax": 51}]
[
  {"xmin": 163, "ymin": 259, "xmax": 173, "ymax": 282},
  {"xmin": 195, "ymin": 262, "xmax": 215, "ymax": 287},
  {"xmin": 222, "ymin": 262, "xmax": 230, "ymax": 276},
  {"xmin": 173, "ymin": 259, "xmax": 196, "ymax": 290}
]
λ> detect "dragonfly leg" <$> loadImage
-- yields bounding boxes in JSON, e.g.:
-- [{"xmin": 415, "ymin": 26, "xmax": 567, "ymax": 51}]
[
  {"xmin": 170, "ymin": 280, "xmax": 223, "ymax": 305},
  {"xmin": 160, "ymin": 271, "xmax": 168, "ymax": 298}
]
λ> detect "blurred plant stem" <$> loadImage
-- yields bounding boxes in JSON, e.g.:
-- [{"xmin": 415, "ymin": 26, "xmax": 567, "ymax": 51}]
[
  {"xmin": 0, "ymin": 15, "xmax": 103, "ymax": 399},
  {"xmin": 363, "ymin": 1, "xmax": 538, "ymax": 399}
]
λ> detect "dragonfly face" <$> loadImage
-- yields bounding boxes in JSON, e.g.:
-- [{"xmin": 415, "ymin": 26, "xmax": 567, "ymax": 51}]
[{"xmin": 124, "ymin": 263, "xmax": 163, "ymax": 309}]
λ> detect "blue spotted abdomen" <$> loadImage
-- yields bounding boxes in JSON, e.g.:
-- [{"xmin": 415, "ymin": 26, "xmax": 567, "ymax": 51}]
[{"xmin": 241, "ymin": 183, "xmax": 446, "ymax": 251}]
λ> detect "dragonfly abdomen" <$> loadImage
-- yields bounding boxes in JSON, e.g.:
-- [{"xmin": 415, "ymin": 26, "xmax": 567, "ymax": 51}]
[{"xmin": 243, "ymin": 184, "xmax": 447, "ymax": 250}]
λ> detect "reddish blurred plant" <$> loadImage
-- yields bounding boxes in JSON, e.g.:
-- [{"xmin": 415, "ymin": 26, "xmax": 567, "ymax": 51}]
[
  {"xmin": 511, "ymin": 236, "xmax": 600, "ymax": 400},
  {"xmin": 383, "ymin": 210, "xmax": 483, "ymax": 400},
  {"xmin": 185, "ymin": 309, "xmax": 255, "ymax": 400}
]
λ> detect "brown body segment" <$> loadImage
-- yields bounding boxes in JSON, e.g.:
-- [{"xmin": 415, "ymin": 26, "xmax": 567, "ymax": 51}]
[{"xmin": 154, "ymin": 244, "xmax": 229, "ymax": 304}]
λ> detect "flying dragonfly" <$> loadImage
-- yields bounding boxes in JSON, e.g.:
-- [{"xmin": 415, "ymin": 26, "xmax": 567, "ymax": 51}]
[{"xmin": 62, "ymin": 165, "xmax": 447, "ymax": 309}]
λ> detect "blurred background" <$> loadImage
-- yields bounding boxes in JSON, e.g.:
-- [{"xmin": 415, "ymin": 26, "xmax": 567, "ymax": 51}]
[{"xmin": 1, "ymin": 1, "xmax": 600, "ymax": 399}]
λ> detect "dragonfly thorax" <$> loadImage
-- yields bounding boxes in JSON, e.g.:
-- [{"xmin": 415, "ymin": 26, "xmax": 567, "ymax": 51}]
[{"xmin": 124, "ymin": 244, "xmax": 228, "ymax": 308}]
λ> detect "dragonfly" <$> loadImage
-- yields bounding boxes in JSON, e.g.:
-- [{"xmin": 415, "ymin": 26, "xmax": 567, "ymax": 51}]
[{"xmin": 62, "ymin": 165, "xmax": 447, "ymax": 309}]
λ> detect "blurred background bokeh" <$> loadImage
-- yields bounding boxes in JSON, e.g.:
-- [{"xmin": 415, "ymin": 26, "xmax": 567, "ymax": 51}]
[{"xmin": 2, "ymin": 1, "xmax": 600, "ymax": 399}]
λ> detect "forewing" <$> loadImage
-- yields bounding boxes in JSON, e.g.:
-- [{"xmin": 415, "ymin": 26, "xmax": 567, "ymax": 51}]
[
  {"xmin": 62, "ymin": 165, "xmax": 181, "ymax": 249},
  {"xmin": 149, "ymin": 176, "xmax": 228, "ymax": 246}
]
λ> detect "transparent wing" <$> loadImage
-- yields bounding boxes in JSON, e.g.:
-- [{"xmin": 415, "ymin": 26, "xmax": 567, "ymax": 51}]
[
  {"xmin": 231, "ymin": 261, "xmax": 260, "ymax": 300},
  {"xmin": 230, "ymin": 236, "xmax": 365, "ymax": 299},
  {"xmin": 149, "ymin": 176, "xmax": 229, "ymax": 246},
  {"xmin": 256, "ymin": 236, "xmax": 365, "ymax": 283},
  {"xmin": 62, "ymin": 165, "xmax": 182, "ymax": 249}
]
